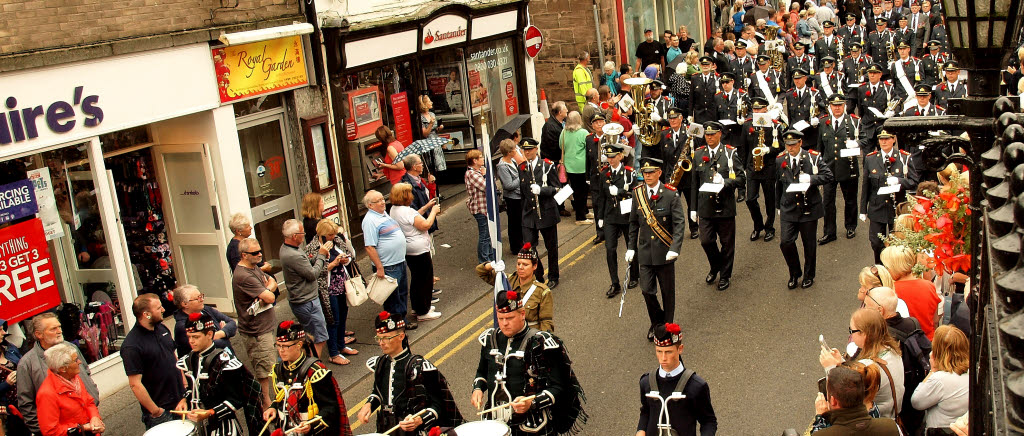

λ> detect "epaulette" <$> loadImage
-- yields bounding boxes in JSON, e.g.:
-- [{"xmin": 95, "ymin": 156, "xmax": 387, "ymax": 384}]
[
  {"xmin": 936, "ymin": 105, "xmax": 945, "ymax": 111},
  {"xmin": 725, "ymin": 144, "xmax": 735, "ymax": 149},
  {"xmin": 308, "ymin": 365, "xmax": 331, "ymax": 383},
  {"xmin": 520, "ymin": 162, "xmax": 528, "ymax": 170},
  {"xmin": 478, "ymin": 328, "xmax": 494, "ymax": 346},
  {"xmin": 715, "ymin": 72, "xmax": 720, "ymax": 76},
  {"xmin": 772, "ymin": 119, "xmax": 780, "ymax": 124},
  {"xmin": 624, "ymin": 166, "xmax": 633, "ymax": 171},
  {"xmin": 851, "ymin": 113, "xmax": 860, "ymax": 119},
  {"xmin": 884, "ymin": 80, "xmax": 892, "ymax": 85},
  {"xmin": 739, "ymin": 89, "xmax": 747, "ymax": 93},
  {"xmin": 366, "ymin": 355, "xmax": 380, "ymax": 371},
  {"xmin": 220, "ymin": 349, "xmax": 244, "ymax": 371},
  {"xmin": 899, "ymin": 149, "xmax": 910, "ymax": 155},
  {"xmin": 716, "ymin": 90, "xmax": 722, "ymax": 95},
  {"xmin": 866, "ymin": 150, "xmax": 879, "ymax": 156},
  {"xmin": 809, "ymin": 53, "xmax": 817, "ymax": 58},
  {"xmin": 808, "ymin": 149, "xmax": 820, "ymax": 155},
  {"xmin": 745, "ymin": 117, "xmax": 753, "ymax": 123},
  {"xmin": 664, "ymin": 184, "xmax": 677, "ymax": 191},
  {"xmin": 811, "ymin": 87, "xmax": 818, "ymax": 92},
  {"xmin": 543, "ymin": 158, "xmax": 552, "ymax": 164},
  {"xmin": 421, "ymin": 359, "xmax": 437, "ymax": 372},
  {"xmin": 697, "ymin": 145, "xmax": 707, "ymax": 149}
]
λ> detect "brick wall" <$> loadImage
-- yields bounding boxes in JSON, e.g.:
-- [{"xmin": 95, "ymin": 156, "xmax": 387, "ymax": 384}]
[
  {"xmin": 529, "ymin": 0, "xmax": 619, "ymax": 110},
  {"xmin": 0, "ymin": 0, "xmax": 301, "ymax": 55}
]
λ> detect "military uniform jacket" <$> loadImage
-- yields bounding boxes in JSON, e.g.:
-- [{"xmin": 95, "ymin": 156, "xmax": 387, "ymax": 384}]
[
  {"xmin": 477, "ymin": 267, "xmax": 554, "ymax": 332},
  {"xmin": 784, "ymin": 86, "xmax": 820, "ymax": 126},
  {"xmin": 892, "ymin": 27, "xmax": 915, "ymax": 49},
  {"xmin": 271, "ymin": 356, "xmax": 352, "ymax": 436},
  {"xmin": 815, "ymin": 71, "xmax": 847, "ymax": 103},
  {"xmin": 786, "ymin": 55, "xmax": 817, "ymax": 87},
  {"xmin": 919, "ymin": 52, "xmax": 950, "ymax": 85},
  {"xmin": 519, "ymin": 158, "xmax": 562, "ymax": 229},
  {"xmin": 648, "ymin": 96, "xmax": 673, "ymax": 126},
  {"xmin": 855, "ymin": 80, "xmax": 895, "ymax": 127},
  {"xmin": 584, "ymin": 133, "xmax": 603, "ymax": 177},
  {"xmin": 814, "ymin": 35, "xmax": 844, "ymax": 62},
  {"xmin": 901, "ymin": 103, "xmax": 944, "ymax": 117},
  {"xmin": 637, "ymin": 365, "xmax": 718, "ymax": 436},
  {"xmin": 177, "ymin": 346, "xmax": 264, "ymax": 436},
  {"xmin": 366, "ymin": 350, "xmax": 462, "ymax": 435},
  {"xmin": 748, "ymin": 69, "xmax": 783, "ymax": 102},
  {"xmin": 473, "ymin": 327, "xmax": 586, "ymax": 435},
  {"xmin": 690, "ymin": 73, "xmax": 721, "ymax": 124},
  {"xmin": 866, "ymin": 30, "xmax": 894, "ymax": 64},
  {"xmin": 729, "ymin": 56, "xmax": 756, "ymax": 89},
  {"xmin": 627, "ymin": 183, "xmax": 685, "ymax": 266},
  {"xmin": 818, "ymin": 114, "xmax": 862, "ymax": 182},
  {"xmin": 774, "ymin": 150, "xmax": 833, "ymax": 222},
  {"xmin": 591, "ymin": 163, "xmax": 636, "ymax": 226},
  {"xmin": 860, "ymin": 149, "xmax": 915, "ymax": 222},
  {"xmin": 838, "ymin": 25, "xmax": 867, "ymax": 53},
  {"xmin": 690, "ymin": 145, "xmax": 746, "ymax": 218},
  {"xmin": 656, "ymin": 128, "xmax": 690, "ymax": 184},
  {"xmin": 888, "ymin": 58, "xmax": 921, "ymax": 100},
  {"xmin": 714, "ymin": 89, "xmax": 746, "ymax": 124},
  {"xmin": 740, "ymin": 117, "xmax": 784, "ymax": 178},
  {"xmin": 933, "ymin": 79, "xmax": 966, "ymax": 108},
  {"xmin": 842, "ymin": 54, "xmax": 874, "ymax": 87}
]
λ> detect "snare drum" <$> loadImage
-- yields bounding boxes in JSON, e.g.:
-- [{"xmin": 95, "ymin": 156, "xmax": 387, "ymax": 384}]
[
  {"xmin": 143, "ymin": 420, "xmax": 197, "ymax": 436},
  {"xmin": 454, "ymin": 420, "xmax": 511, "ymax": 436}
]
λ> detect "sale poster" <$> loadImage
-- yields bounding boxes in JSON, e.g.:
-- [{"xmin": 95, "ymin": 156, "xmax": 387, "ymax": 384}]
[
  {"xmin": 26, "ymin": 169, "xmax": 64, "ymax": 241},
  {"xmin": 0, "ymin": 180, "xmax": 37, "ymax": 225},
  {"xmin": 390, "ymin": 92, "xmax": 414, "ymax": 145},
  {"xmin": 0, "ymin": 218, "xmax": 60, "ymax": 324}
]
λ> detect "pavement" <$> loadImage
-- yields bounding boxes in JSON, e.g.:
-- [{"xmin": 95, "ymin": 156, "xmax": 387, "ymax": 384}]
[{"xmin": 99, "ymin": 181, "xmax": 874, "ymax": 435}]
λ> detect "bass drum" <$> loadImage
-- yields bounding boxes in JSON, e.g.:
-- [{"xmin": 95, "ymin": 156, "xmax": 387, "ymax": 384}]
[
  {"xmin": 454, "ymin": 420, "xmax": 511, "ymax": 436},
  {"xmin": 143, "ymin": 420, "xmax": 197, "ymax": 436}
]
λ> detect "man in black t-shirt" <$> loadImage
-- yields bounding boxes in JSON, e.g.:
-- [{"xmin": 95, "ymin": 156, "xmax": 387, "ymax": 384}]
[
  {"xmin": 121, "ymin": 293, "xmax": 187, "ymax": 429},
  {"xmin": 635, "ymin": 29, "xmax": 664, "ymax": 73}
]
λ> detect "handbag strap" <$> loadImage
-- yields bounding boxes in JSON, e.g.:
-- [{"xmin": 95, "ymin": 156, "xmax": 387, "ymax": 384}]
[{"xmin": 872, "ymin": 357, "xmax": 901, "ymax": 417}]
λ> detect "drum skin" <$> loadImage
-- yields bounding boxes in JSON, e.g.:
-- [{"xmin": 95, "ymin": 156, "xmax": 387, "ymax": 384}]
[
  {"xmin": 143, "ymin": 420, "xmax": 197, "ymax": 436},
  {"xmin": 454, "ymin": 420, "xmax": 512, "ymax": 436}
]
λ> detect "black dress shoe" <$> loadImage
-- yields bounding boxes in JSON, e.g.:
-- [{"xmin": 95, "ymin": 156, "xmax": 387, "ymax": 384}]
[
  {"xmin": 764, "ymin": 230, "xmax": 776, "ymax": 242},
  {"xmin": 594, "ymin": 236, "xmax": 605, "ymax": 245},
  {"xmin": 705, "ymin": 271, "xmax": 718, "ymax": 284},
  {"xmin": 802, "ymin": 278, "xmax": 815, "ymax": 288},
  {"xmin": 606, "ymin": 284, "xmax": 621, "ymax": 298},
  {"xmin": 717, "ymin": 278, "xmax": 730, "ymax": 291},
  {"xmin": 690, "ymin": 230, "xmax": 699, "ymax": 239},
  {"xmin": 750, "ymin": 230, "xmax": 762, "ymax": 241},
  {"xmin": 559, "ymin": 209, "xmax": 571, "ymax": 217},
  {"xmin": 405, "ymin": 318, "xmax": 419, "ymax": 330},
  {"xmin": 647, "ymin": 325, "xmax": 655, "ymax": 341},
  {"xmin": 547, "ymin": 279, "xmax": 559, "ymax": 289},
  {"xmin": 817, "ymin": 235, "xmax": 836, "ymax": 245},
  {"xmin": 787, "ymin": 276, "xmax": 800, "ymax": 289},
  {"xmin": 627, "ymin": 279, "xmax": 639, "ymax": 289},
  {"xmin": 846, "ymin": 229, "xmax": 856, "ymax": 239}
]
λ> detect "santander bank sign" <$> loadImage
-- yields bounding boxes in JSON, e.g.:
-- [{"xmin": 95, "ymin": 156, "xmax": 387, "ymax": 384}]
[{"xmin": 421, "ymin": 14, "xmax": 469, "ymax": 50}]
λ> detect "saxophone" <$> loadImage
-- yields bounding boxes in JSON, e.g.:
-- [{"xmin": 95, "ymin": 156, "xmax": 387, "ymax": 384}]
[
  {"xmin": 623, "ymin": 77, "xmax": 659, "ymax": 145},
  {"xmin": 752, "ymin": 124, "xmax": 769, "ymax": 171},
  {"xmin": 886, "ymin": 41, "xmax": 896, "ymax": 64},
  {"xmin": 667, "ymin": 124, "xmax": 703, "ymax": 188}
]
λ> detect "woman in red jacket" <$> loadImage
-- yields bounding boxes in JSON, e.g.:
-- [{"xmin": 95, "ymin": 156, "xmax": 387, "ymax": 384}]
[{"xmin": 36, "ymin": 343, "xmax": 104, "ymax": 436}]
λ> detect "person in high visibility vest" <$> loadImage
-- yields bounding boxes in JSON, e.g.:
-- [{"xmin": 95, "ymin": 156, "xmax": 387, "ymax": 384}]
[{"xmin": 573, "ymin": 51, "xmax": 594, "ymax": 110}]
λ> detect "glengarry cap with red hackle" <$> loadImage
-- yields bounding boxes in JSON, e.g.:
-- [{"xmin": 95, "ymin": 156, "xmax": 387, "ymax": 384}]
[
  {"xmin": 495, "ymin": 290, "xmax": 523, "ymax": 313},
  {"xmin": 428, "ymin": 426, "xmax": 457, "ymax": 436},
  {"xmin": 375, "ymin": 311, "xmax": 405, "ymax": 335},
  {"xmin": 653, "ymin": 323, "xmax": 683, "ymax": 347},
  {"xmin": 517, "ymin": 242, "xmax": 539, "ymax": 263},
  {"xmin": 276, "ymin": 320, "xmax": 305, "ymax": 343},
  {"xmin": 184, "ymin": 312, "xmax": 216, "ymax": 334}
]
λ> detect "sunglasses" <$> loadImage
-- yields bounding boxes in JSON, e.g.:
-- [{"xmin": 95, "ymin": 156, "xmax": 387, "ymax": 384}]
[
  {"xmin": 244, "ymin": 250, "xmax": 262, "ymax": 256},
  {"xmin": 849, "ymin": 328, "xmax": 862, "ymax": 335}
]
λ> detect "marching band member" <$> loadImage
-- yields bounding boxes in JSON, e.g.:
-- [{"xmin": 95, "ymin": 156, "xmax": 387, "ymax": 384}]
[
  {"xmin": 889, "ymin": 41, "xmax": 921, "ymax": 102},
  {"xmin": 919, "ymin": 41, "xmax": 952, "ymax": 87},
  {"xmin": 690, "ymin": 122, "xmax": 745, "ymax": 291},
  {"xmin": 636, "ymin": 323, "xmax": 718, "ymax": 436},
  {"xmin": 813, "ymin": 21, "xmax": 843, "ymax": 64},
  {"xmin": 655, "ymin": 108, "xmax": 698, "ymax": 238},
  {"xmin": 266, "ymin": 320, "xmax": 351, "ymax": 436},
  {"xmin": 784, "ymin": 68, "xmax": 821, "ymax": 151},
  {"xmin": 853, "ymin": 63, "xmax": 896, "ymax": 153},
  {"xmin": 519, "ymin": 139, "xmax": 563, "ymax": 289},
  {"xmin": 786, "ymin": 42, "xmax": 817, "ymax": 88},
  {"xmin": 748, "ymin": 55, "xmax": 783, "ymax": 103},
  {"xmin": 714, "ymin": 73, "xmax": 747, "ymax": 152},
  {"xmin": 358, "ymin": 313, "xmax": 462, "ymax": 435},
  {"xmin": 842, "ymin": 42, "xmax": 873, "ymax": 89},
  {"xmin": 891, "ymin": 14, "xmax": 915, "ymax": 55},
  {"xmin": 729, "ymin": 41, "xmax": 756, "ymax": 92},
  {"xmin": 901, "ymin": 84, "xmax": 946, "ymax": 184},
  {"xmin": 741, "ymin": 97, "xmax": 784, "ymax": 242},
  {"xmin": 859, "ymin": 130, "xmax": 916, "ymax": 264},
  {"xmin": 647, "ymin": 80, "xmax": 673, "ymax": 126},
  {"xmin": 837, "ymin": 13, "xmax": 867, "ymax": 57},
  {"xmin": 932, "ymin": 61, "xmax": 965, "ymax": 108},
  {"xmin": 866, "ymin": 17, "xmax": 893, "ymax": 70},
  {"xmin": 816, "ymin": 94, "xmax": 861, "ymax": 244},
  {"xmin": 627, "ymin": 158, "xmax": 686, "ymax": 339},
  {"xmin": 592, "ymin": 143, "xmax": 640, "ymax": 297},
  {"xmin": 774, "ymin": 130, "xmax": 832, "ymax": 289},
  {"xmin": 471, "ymin": 291, "xmax": 587, "ymax": 436},
  {"xmin": 816, "ymin": 57, "xmax": 847, "ymax": 109},
  {"xmin": 690, "ymin": 56, "xmax": 721, "ymax": 126}
]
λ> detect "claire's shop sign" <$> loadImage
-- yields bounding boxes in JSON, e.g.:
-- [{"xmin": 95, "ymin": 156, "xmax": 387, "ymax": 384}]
[
  {"xmin": 0, "ymin": 43, "xmax": 219, "ymax": 160},
  {"xmin": 1, "ymin": 86, "xmax": 104, "ymax": 145},
  {"xmin": 421, "ymin": 14, "xmax": 469, "ymax": 50}
]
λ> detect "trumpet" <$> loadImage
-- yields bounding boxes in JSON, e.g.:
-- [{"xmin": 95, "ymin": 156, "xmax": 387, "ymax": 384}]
[{"xmin": 623, "ymin": 77, "xmax": 660, "ymax": 145}]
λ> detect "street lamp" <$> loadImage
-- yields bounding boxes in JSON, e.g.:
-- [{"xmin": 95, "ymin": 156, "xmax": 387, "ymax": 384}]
[{"xmin": 941, "ymin": 0, "xmax": 1024, "ymax": 95}]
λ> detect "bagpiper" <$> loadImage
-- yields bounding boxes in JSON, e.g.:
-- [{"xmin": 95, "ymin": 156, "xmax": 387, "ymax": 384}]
[
  {"xmin": 853, "ymin": 63, "xmax": 896, "ymax": 153},
  {"xmin": 177, "ymin": 312, "xmax": 264, "ymax": 436},
  {"xmin": 837, "ymin": 13, "xmax": 867, "ymax": 56},
  {"xmin": 627, "ymin": 158, "xmax": 686, "ymax": 339},
  {"xmin": 932, "ymin": 61, "xmax": 965, "ymax": 108},
  {"xmin": 813, "ymin": 21, "xmax": 843, "ymax": 62},
  {"xmin": 471, "ymin": 291, "xmax": 588, "ymax": 436},
  {"xmin": 817, "ymin": 94, "xmax": 861, "ymax": 244},
  {"xmin": 636, "ymin": 323, "xmax": 718, "ymax": 436},
  {"xmin": 774, "ymin": 130, "xmax": 833, "ymax": 289},
  {"xmin": 860, "ymin": 130, "xmax": 916, "ymax": 264},
  {"xmin": 519, "ymin": 139, "xmax": 562, "ymax": 289},
  {"xmin": 358, "ymin": 313, "xmax": 463, "ymax": 435},
  {"xmin": 741, "ymin": 97, "xmax": 784, "ymax": 242},
  {"xmin": 784, "ymin": 68, "xmax": 821, "ymax": 151},
  {"xmin": 690, "ymin": 122, "xmax": 745, "ymax": 291},
  {"xmin": 266, "ymin": 320, "xmax": 352, "ymax": 436},
  {"xmin": 592, "ymin": 142, "xmax": 640, "ymax": 297},
  {"xmin": 842, "ymin": 42, "xmax": 873, "ymax": 88},
  {"xmin": 889, "ymin": 41, "xmax": 921, "ymax": 102},
  {"xmin": 690, "ymin": 56, "xmax": 721, "ymax": 126}
]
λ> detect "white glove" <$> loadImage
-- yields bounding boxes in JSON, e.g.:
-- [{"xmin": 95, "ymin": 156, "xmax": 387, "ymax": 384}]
[
  {"xmin": 665, "ymin": 251, "xmax": 679, "ymax": 262},
  {"xmin": 632, "ymin": 124, "xmax": 640, "ymax": 133},
  {"xmin": 625, "ymin": 250, "xmax": 635, "ymax": 262},
  {"xmin": 690, "ymin": 211, "xmax": 698, "ymax": 222},
  {"xmin": 811, "ymin": 117, "xmax": 820, "ymax": 127},
  {"xmin": 598, "ymin": 219, "xmax": 604, "ymax": 227},
  {"xmin": 713, "ymin": 172, "xmax": 724, "ymax": 184},
  {"xmin": 530, "ymin": 184, "xmax": 541, "ymax": 195},
  {"xmin": 651, "ymin": 112, "xmax": 663, "ymax": 123},
  {"xmin": 886, "ymin": 176, "xmax": 899, "ymax": 186},
  {"xmin": 609, "ymin": 185, "xmax": 619, "ymax": 196},
  {"xmin": 883, "ymin": 110, "xmax": 895, "ymax": 118},
  {"xmin": 490, "ymin": 260, "xmax": 506, "ymax": 273},
  {"xmin": 799, "ymin": 173, "xmax": 811, "ymax": 183},
  {"xmin": 859, "ymin": 214, "xmax": 868, "ymax": 222},
  {"xmin": 600, "ymin": 154, "xmax": 609, "ymax": 163}
]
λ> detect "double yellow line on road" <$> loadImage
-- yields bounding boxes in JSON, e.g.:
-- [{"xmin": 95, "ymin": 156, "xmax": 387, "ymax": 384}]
[{"xmin": 347, "ymin": 234, "xmax": 599, "ymax": 429}]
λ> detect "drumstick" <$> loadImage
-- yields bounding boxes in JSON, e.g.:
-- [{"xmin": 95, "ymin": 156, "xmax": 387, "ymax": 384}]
[
  {"xmin": 285, "ymin": 416, "xmax": 324, "ymax": 435},
  {"xmin": 475, "ymin": 395, "xmax": 537, "ymax": 416},
  {"xmin": 256, "ymin": 416, "xmax": 275, "ymax": 436},
  {"xmin": 383, "ymin": 409, "xmax": 428, "ymax": 435}
]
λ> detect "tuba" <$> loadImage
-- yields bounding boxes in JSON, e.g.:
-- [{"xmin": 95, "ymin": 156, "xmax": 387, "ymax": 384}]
[
  {"xmin": 765, "ymin": 26, "xmax": 785, "ymax": 72},
  {"xmin": 751, "ymin": 114, "xmax": 771, "ymax": 172},
  {"xmin": 623, "ymin": 77, "xmax": 660, "ymax": 146}
]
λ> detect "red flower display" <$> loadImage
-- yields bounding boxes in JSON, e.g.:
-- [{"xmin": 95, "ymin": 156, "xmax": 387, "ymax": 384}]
[{"xmin": 885, "ymin": 167, "xmax": 971, "ymax": 272}]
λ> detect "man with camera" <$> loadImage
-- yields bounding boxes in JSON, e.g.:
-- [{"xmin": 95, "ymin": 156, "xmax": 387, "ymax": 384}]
[{"xmin": 810, "ymin": 366, "xmax": 901, "ymax": 435}]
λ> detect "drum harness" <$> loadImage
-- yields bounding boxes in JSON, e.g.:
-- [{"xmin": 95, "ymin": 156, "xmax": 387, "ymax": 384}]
[
  {"xmin": 645, "ymin": 367, "xmax": 695, "ymax": 436},
  {"xmin": 482, "ymin": 327, "xmax": 552, "ymax": 433}
]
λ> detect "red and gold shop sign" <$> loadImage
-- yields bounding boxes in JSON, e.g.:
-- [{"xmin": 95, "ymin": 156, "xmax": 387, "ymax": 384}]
[
  {"xmin": 0, "ymin": 218, "xmax": 61, "ymax": 324},
  {"xmin": 212, "ymin": 36, "xmax": 309, "ymax": 103}
]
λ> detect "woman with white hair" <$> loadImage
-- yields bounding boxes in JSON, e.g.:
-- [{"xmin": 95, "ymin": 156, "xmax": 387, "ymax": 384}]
[
  {"xmin": 881, "ymin": 245, "xmax": 942, "ymax": 341},
  {"xmin": 36, "ymin": 343, "xmax": 104, "ymax": 436},
  {"xmin": 598, "ymin": 61, "xmax": 620, "ymax": 95},
  {"xmin": 225, "ymin": 213, "xmax": 272, "ymax": 274}
]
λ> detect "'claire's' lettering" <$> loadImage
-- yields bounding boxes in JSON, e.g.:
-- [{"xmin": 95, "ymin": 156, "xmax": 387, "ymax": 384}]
[{"xmin": 0, "ymin": 86, "xmax": 104, "ymax": 145}]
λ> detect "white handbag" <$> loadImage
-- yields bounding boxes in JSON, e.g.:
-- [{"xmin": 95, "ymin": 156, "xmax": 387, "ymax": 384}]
[
  {"xmin": 344, "ymin": 270, "xmax": 368, "ymax": 307},
  {"xmin": 367, "ymin": 274, "xmax": 398, "ymax": 305}
]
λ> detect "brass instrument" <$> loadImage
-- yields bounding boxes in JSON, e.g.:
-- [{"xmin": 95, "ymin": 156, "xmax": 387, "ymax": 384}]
[
  {"xmin": 751, "ymin": 115, "xmax": 771, "ymax": 171},
  {"xmin": 667, "ymin": 123, "xmax": 704, "ymax": 188},
  {"xmin": 737, "ymin": 99, "xmax": 749, "ymax": 121},
  {"xmin": 886, "ymin": 42, "xmax": 896, "ymax": 64},
  {"xmin": 765, "ymin": 26, "xmax": 785, "ymax": 72},
  {"xmin": 601, "ymin": 122, "xmax": 625, "ymax": 147},
  {"xmin": 885, "ymin": 95, "xmax": 904, "ymax": 113},
  {"xmin": 623, "ymin": 77, "xmax": 659, "ymax": 145}
]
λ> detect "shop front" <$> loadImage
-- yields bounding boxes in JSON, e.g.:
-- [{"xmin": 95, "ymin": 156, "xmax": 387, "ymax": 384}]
[
  {"xmin": 321, "ymin": 1, "xmax": 538, "ymax": 241},
  {"xmin": 616, "ymin": 0, "xmax": 711, "ymax": 66},
  {"xmin": 0, "ymin": 31, "xmax": 327, "ymax": 395}
]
